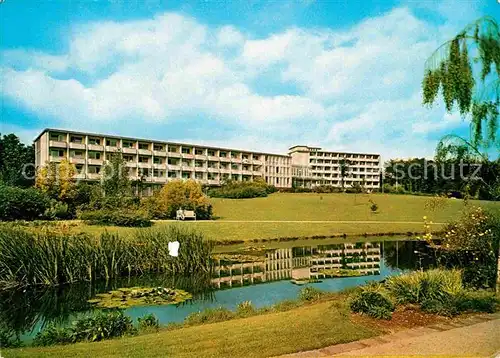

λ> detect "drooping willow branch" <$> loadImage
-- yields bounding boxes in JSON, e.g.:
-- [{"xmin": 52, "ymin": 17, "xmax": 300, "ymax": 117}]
[{"xmin": 422, "ymin": 16, "xmax": 500, "ymax": 152}]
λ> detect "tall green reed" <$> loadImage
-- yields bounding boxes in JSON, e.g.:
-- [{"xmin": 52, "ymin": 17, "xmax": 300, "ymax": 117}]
[{"xmin": 0, "ymin": 226, "xmax": 214, "ymax": 290}]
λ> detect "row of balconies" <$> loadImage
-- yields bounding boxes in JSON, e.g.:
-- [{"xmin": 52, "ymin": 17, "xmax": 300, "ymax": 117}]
[
  {"xmin": 311, "ymin": 153, "xmax": 379, "ymax": 160},
  {"xmin": 75, "ymin": 173, "xmax": 262, "ymax": 185},
  {"xmin": 310, "ymin": 163, "xmax": 380, "ymax": 168},
  {"xmin": 51, "ymin": 155, "xmax": 264, "ymax": 172},
  {"xmin": 49, "ymin": 140, "xmax": 266, "ymax": 162}
]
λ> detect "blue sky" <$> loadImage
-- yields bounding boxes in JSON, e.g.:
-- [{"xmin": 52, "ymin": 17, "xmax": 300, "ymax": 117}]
[{"xmin": 1, "ymin": 0, "xmax": 498, "ymax": 158}]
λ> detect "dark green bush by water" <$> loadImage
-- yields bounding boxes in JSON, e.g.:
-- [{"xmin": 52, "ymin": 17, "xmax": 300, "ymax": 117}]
[
  {"xmin": 33, "ymin": 311, "xmax": 136, "ymax": 346},
  {"xmin": 350, "ymin": 269, "xmax": 498, "ymax": 319},
  {"xmin": 349, "ymin": 284, "xmax": 394, "ymax": 320},
  {"xmin": 0, "ymin": 227, "xmax": 214, "ymax": 289}
]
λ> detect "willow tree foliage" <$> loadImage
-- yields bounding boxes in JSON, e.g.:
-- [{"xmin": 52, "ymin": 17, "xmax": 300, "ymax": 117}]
[{"xmin": 423, "ymin": 16, "xmax": 500, "ymax": 160}]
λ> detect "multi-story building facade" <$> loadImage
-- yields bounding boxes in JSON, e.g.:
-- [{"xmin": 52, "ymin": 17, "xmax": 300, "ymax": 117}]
[
  {"xmin": 289, "ymin": 145, "xmax": 381, "ymax": 190},
  {"xmin": 34, "ymin": 129, "xmax": 292, "ymax": 192},
  {"xmin": 34, "ymin": 129, "xmax": 381, "ymax": 192}
]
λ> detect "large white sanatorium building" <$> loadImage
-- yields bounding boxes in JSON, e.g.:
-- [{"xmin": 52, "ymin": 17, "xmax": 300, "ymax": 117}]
[{"xmin": 34, "ymin": 129, "xmax": 381, "ymax": 193}]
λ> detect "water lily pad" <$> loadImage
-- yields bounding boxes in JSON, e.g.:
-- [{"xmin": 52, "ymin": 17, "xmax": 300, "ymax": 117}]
[{"xmin": 88, "ymin": 287, "xmax": 192, "ymax": 309}]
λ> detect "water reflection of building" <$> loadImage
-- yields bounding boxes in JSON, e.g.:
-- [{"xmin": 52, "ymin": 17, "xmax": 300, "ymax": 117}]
[{"xmin": 212, "ymin": 242, "xmax": 381, "ymax": 288}]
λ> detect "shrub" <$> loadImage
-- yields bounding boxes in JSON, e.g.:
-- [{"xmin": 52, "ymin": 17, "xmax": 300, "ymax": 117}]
[
  {"xmin": 456, "ymin": 290, "xmax": 498, "ymax": 313},
  {"xmin": 298, "ymin": 286, "xmax": 323, "ymax": 301},
  {"xmin": 33, "ymin": 311, "xmax": 135, "ymax": 346},
  {"xmin": 208, "ymin": 179, "xmax": 275, "ymax": 199},
  {"xmin": 70, "ymin": 310, "xmax": 136, "ymax": 342},
  {"xmin": 382, "ymin": 184, "xmax": 406, "ymax": 194},
  {"xmin": 33, "ymin": 324, "xmax": 72, "ymax": 346},
  {"xmin": 311, "ymin": 185, "xmax": 342, "ymax": 194},
  {"xmin": 79, "ymin": 209, "xmax": 152, "ymax": 227},
  {"xmin": 184, "ymin": 307, "xmax": 234, "ymax": 325},
  {"xmin": 272, "ymin": 299, "xmax": 301, "ymax": 311},
  {"xmin": 435, "ymin": 207, "xmax": 500, "ymax": 289},
  {"xmin": 0, "ymin": 327, "xmax": 23, "ymax": 348},
  {"xmin": 138, "ymin": 313, "xmax": 160, "ymax": 332},
  {"xmin": 236, "ymin": 301, "xmax": 256, "ymax": 316},
  {"xmin": 0, "ymin": 185, "xmax": 50, "ymax": 221},
  {"xmin": 369, "ymin": 199, "xmax": 378, "ymax": 213},
  {"xmin": 142, "ymin": 180, "xmax": 212, "ymax": 219},
  {"xmin": 385, "ymin": 269, "xmax": 462, "ymax": 305},
  {"xmin": 44, "ymin": 200, "xmax": 71, "ymax": 220},
  {"xmin": 350, "ymin": 284, "xmax": 395, "ymax": 320}
]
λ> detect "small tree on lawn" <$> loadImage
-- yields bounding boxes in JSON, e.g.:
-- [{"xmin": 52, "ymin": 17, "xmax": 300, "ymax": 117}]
[{"xmin": 36, "ymin": 159, "xmax": 76, "ymax": 201}]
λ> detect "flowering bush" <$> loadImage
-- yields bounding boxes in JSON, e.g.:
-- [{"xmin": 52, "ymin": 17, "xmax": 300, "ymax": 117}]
[{"xmin": 419, "ymin": 207, "xmax": 500, "ymax": 289}]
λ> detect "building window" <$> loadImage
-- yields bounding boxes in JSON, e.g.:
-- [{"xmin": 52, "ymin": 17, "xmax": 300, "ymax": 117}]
[
  {"xmin": 276, "ymin": 167, "xmax": 279, "ymax": 173},
  {"xmin": 138, "ymin": 156, "xmax": 149, "ymax": 163},
  {"xmin": 139, "ymin": 143, "xmax": 149, "ymax": 150},
  {"xmin": 208, "ymin": 150, "xmax": 216, "ymax": 156},
  {"xmin": 122, "ymin": 141, "xmax": 134, "ymax": 148},
  {"xmin": 168, "ymin": 146, "xmax": 178, "ymax": 153},
  {"xmin": 50, "ymin": 149, "xmax": 65, "ymax": 157},
  {"xmin": 88, "ymin": 166, "xmax": 101, "ymax": 174},
  {"xmin": 50, "ymin": 133, "xmax": 65, "ymax": 141},
  {"xmin": 88, "ymin": 151, "xmax": 101, "ymax": 160},
  {"xmin": 106, "ymin": 139, "xmax": 118, "ymax": 147},
  {"xmin": 88, "ymin": 138, "xmax": 101, "ymax": 145},
  {"xmin": 195, "ymin": 148, "xmax": 204, "ymax": 155},
  {"xmin": 153, "ymin": 144, "xmax": 163, "ymax": 151},
  {"xmin": 220, "ymin": 151, "xmax": 227, "ymax": 157},
  {"xmin": 70, "ymin": 136, "xmax": 83, "ymax": 143},
  {"xmin": 153, "ymin": 157, "xmax": 163, "ymax": 164},
  {"xmin": 181, "ymin": 147, "xmax": 191, "ymax": 154}
]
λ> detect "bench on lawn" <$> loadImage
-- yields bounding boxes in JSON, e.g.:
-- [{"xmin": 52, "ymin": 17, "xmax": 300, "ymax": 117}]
[{"xmin": 176, "ymin": 209, "xmax": 197, "ymax": 221}]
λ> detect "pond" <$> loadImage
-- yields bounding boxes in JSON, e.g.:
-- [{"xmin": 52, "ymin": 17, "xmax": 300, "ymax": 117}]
[{"xmin": 0, "ymin": 237, "xmax": 435, "ymax": 343}]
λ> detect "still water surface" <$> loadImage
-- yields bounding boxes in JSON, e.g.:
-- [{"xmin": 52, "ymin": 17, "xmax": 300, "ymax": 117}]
[{"xmin": 0, "ymin": 237, "xmax": 433, "ymax": 342}]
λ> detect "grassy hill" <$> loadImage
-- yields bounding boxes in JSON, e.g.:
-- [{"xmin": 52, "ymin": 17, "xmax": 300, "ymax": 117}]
[{"xmin": 27, "ymin": 193, "xmax": 499, "ymax": 243}]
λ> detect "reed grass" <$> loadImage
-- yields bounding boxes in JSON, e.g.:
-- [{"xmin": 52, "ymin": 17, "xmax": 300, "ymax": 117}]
[{"xmin": 0, "ymin": 226, "xmax": 214, "ymax": 290}]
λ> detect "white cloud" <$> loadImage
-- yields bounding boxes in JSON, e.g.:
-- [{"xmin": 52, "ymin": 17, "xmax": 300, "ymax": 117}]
[
  {"xmin": 216, "ymin": 26, "xmax": 245, "ymax": 47},
  {"xmin": 0, "ymin": 1, "xmax": 482, "ymax": 158}
]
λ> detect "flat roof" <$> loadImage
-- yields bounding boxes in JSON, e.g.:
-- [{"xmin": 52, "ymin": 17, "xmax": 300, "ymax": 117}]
[
  {"xmin": 34, "ymin": 128, "xmax": 291, "ymax": 158},
  {"xmin": 288, "ymin": 145, "xmax": 380, "ymax": 157}
]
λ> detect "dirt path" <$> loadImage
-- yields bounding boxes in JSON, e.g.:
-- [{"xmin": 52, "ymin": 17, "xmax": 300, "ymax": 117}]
[
  {"xmin": 156, "ymin": 220, "xmax": 445, "ymax": 224},
  {"xmin": 280, "ymin": 313, "xmax": 500, "ymax": 357},
  {"xmin": 337, "ymin": 317, "xmax": 500, "ymax": 357}
]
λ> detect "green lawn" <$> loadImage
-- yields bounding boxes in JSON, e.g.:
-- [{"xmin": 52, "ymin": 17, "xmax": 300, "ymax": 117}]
[
  {"xmin": 13, "ymin": 193, "xmax": 500, "ymax": 243},
  {"xmin": 3, "ymin": 300, "xmax": 378, "ymax": 358},
  {"xmin": 209, "ymin": 193, "xmax": 499, "ymax": 222}
]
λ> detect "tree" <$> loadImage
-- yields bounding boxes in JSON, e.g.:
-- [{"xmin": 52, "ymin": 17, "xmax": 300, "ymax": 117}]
[
  {"xmin": 35, "ymin": 159, "xmax": 76, "ymax": 201},
  {"xmin": 144, "ymin": 179, "xmax": 212, "ymax": 219},
  {"xmin": 0, "ymin": 133, "xmax": 35, "ymax": 187},
  {"xmin": 101, "ymin": 152, "xmax": 132, "ymax": 201},
  {"xmin": 422, "ymin": 16, "xmax": 499, "ymax": 161},
  {"xmin": 339, "ymin": 158, "xmax": 351, "ymax": 191}
]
